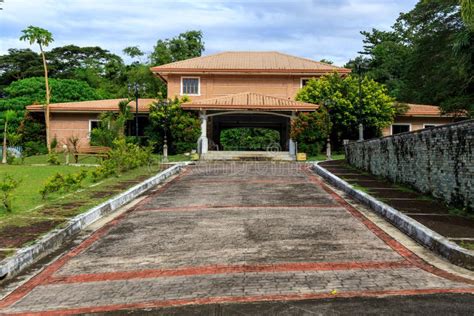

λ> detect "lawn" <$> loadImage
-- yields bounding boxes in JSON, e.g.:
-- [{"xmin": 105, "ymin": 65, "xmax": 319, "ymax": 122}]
[
  {"xmin": 307, "ymin": 153, "xmax": 345, "ymax": 161},
  {"xmin": 0, "ymin": 155, "xmax": 180, "ymax": 256}
]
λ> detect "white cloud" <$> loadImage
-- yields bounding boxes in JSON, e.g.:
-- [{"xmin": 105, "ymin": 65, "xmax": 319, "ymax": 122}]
[{"xmin": 0, "ymin": 0, "xmax": 418, "ymax": 66}]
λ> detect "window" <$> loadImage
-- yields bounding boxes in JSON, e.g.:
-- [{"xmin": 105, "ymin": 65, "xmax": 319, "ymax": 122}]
[
  {"xmin": 89, "ymin": 120, "xmax": 101, "ymax": 137},
  {"xmin": 181, "ymin": 77, "xmax": 200, "ymax": 95},
  {"xmin": 423, "ymin": 124, "xmax": 438, "ymax": 129},
  {"xmin": 300, "ymin": 78, "xmax": 312, "ymax": 88},
  {"xmin": 391, "ymin": 124, "xmax": 410, "ymax": 135}
]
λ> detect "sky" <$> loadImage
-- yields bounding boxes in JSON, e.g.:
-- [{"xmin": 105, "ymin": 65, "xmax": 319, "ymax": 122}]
[{"xmin": 0, "ymin": 0, "xmax": 418, "ymax": 66}]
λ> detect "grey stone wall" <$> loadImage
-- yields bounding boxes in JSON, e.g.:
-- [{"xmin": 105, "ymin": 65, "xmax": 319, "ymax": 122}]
[{"xmin": 345, "ymin": 120, "xmax": 474, "ymax": 211}]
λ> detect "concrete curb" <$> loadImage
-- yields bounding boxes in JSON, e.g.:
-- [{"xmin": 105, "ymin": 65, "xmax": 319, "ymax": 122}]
[
  {"xmin": 0, "ymin": 163, "xmax": 189, "ymax": 280},
  {"xmin": 312, "ymin": 162, "xmax": 474, "ymax": 270}
]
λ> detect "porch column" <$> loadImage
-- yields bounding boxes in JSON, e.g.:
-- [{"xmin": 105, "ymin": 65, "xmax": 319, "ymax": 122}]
[
  {"xmin": 289, "ymin": 112, "xmax": 297, "ymax": 156},
  {"xmin": 199, "ymin": 111, "xmax": 208, "ymax": 154}
]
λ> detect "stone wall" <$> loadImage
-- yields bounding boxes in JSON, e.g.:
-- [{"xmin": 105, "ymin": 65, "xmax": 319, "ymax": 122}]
[{"xmin": 345, "ymin": 120, "xmax": 474, "ymax": 211}]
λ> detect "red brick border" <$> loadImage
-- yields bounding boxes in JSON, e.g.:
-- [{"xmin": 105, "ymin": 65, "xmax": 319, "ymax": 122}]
[
  {"xmin": 6, "ymin": 288, "xmax": 474, "ymax": 316},
  {"xmin": 303, "ymin": 167, "xmax": 474, "ymax": 285},
  {"xmin": 46, "ymin": 260, "xmax": 412, "ymax": 285}
]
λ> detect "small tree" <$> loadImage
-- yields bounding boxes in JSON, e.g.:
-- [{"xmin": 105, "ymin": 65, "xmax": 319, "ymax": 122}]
[
  {"xmin": 290, "ymin": 110, "xmax": 331, "ymax": 156},
  {"xmin": 0, "ymin": 174, "xmax": 20, "ymax": 212},
  {"xmin": 20, "ymin": 26, "xmax": 54, "ymax": 152},
  {"xmin": 2, "ymin": 110, "xmax": 16, "ymax": 164},
  {"xmin": 147, "ymin": 97, "xmax": 200, "ymax": 154},
  {"xmin": 296, "ymin": 73, "xmax": 396, "ymax": 147}
]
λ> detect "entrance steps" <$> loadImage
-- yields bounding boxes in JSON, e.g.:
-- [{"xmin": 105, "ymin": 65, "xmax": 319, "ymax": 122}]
[{"xmin": 201, "ymin": 151, "xmax": 295, "ymax": 161}]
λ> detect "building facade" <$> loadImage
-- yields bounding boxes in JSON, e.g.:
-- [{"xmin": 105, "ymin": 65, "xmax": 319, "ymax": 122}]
[{"xmin": 27, "ymin": 51, "xmax": 456, "ymax": 156}]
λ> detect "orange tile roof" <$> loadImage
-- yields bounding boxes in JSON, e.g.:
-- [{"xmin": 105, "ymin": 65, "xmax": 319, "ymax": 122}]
[
  {"xmin": 181, "ymin": 92, "xmax": 318, "ymax": 111},
  {"xmin": 151, "ymin": 51, "xmax": 351, "ymax": 74},
  {"xmin": 403, "ymin": 103, "xmax": 443, "ymax": 117},
  {"xmin": 26, "ymin": 98, "xmax": 156, "ymax": 113}
]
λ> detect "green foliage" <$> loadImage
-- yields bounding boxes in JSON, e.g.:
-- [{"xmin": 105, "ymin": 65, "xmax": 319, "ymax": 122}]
[
  {"xmin": 47, "ymin": 152, "xmax": 60, "ymax": 165},
  {"xmin": 123, "ymin": 46, "xmax": 144, "ymax": 59},
  {"xmin": 147, "ymin": 97, "xmax": 200, "ymax": 154},
  {"xmin": 220, "ymin": 128, "xmax": 280, "ymax": 151},
  {"xmin": 20, "ymin": 26, "xmax": 54, "ymax": 48},
  {"xmin": 296, "ymin": 73, "xmax": 396, "ymax": 146},
  {"xmin": 0, "ymin": 48, "xmax": 43, "ymax": 91},
  {"xmin": 0, "ymin": 174, "xmax": 20, "ymax": 212},
  {"xmin": 90, "ymin": 100, "xmax": 132, "ymax": 147},
  {"xmin": 290, "ymin": 110, "xmax": 330, "ymax": 156},
  {"xmin": 39, "ymin": 170, "xmax": 87, "ymax": 199},
  {"xmin": 150, "ymin": 31, "xmax": 205, "ymax": 66},
  {"xmin": 348, "ymin": 0, "xmax": 473, "ymax": 116},
  {"xmin": 90, "ymin": 140, "xmax": 155, "ymax": 181}
]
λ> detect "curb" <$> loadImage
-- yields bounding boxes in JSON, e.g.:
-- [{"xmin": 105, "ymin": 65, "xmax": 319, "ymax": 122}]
[
  {"xmin": 312, "ymin": 162, "xmax": 474, "ymax": 270},
  {"xmin": 0, "ymin": 163, "xmax": 189, "ymax": 280}
]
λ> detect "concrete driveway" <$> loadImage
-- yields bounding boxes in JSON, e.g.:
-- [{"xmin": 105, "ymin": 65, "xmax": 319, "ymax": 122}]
[{"xmin": 1, "ymin": 162, "xmax": 474, "ymax": 315}]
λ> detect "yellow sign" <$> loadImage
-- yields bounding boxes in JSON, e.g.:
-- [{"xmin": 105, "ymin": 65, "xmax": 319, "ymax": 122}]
[{"xmin": 296, "ymin": 153, "xmax": 307, "ymax": 161}]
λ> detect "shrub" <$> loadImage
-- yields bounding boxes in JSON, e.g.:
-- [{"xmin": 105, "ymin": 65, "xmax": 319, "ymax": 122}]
[
  {"xmin": 0, "ymin": 174, "xmax": 20, "ymax": 212},
  {"xmin": 290, "ymin": 110, "xmax": 330, "ymax": 156},
  {"xmin": 47, "ymin": 152, "xmax": 60, "ymax": 165},
  {"xmin": 40, "ymin": 170, "xmax": 88, "ymax": 199},
  {"xmin": 90, "ymin": 140, "xmax": 155, "ymax": 182},
  {"xmin": 23, "ymin": 141, "xmax": 48, "ymax": 156}
]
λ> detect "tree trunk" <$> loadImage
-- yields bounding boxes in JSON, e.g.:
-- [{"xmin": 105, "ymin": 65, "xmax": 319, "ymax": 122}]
[
  {"xmin": 40, "ymin": 44, "xmax": 51, "ymax": 153},
  {"xmin": 2, "ymin": 119, "xmax": 7, "ymax": 164}
]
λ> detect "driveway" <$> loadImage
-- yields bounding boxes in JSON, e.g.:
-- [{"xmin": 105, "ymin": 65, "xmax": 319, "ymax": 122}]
[{"xmin": 1, "ymin": 162, "xmax": 474, "ymax": 314}]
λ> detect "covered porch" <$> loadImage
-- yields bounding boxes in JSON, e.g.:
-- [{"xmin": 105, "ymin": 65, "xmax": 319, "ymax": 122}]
[{"xmin": 181, "ymin": 92, "xmax": 318, "ymax": 160}]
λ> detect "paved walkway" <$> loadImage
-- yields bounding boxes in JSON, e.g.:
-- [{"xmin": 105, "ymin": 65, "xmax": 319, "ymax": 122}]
[{"xmin": 1, "ymin": 162, "xmax": 474, "ymax": 315}]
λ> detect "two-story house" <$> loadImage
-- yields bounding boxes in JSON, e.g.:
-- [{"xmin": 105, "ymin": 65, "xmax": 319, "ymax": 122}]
[{"xmin": 27, "ymin": 51, "xmax": 455, "ymax": 159}]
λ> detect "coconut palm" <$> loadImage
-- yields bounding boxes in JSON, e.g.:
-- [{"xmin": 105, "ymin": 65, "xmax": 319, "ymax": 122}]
[
  {"xmin": 20, "ymin": 26, "xmax": 54, "ymax": 152},
  {"xmin": 2, "ymin": 110, "xmax": 16, "ymax": 164}
]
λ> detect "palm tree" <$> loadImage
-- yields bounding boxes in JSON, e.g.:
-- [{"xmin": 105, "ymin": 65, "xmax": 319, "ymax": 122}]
[
  {"xmin": 2, "ymin": 110, "xmax": 16, "ymax": 164},
  {"xmin": 20, "ymin": 26, "xmax": 54, "ymax": 152}
]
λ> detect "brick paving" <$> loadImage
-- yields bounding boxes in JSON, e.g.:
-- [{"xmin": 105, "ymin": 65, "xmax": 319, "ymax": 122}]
[{"xmin": 1, "ymin": 162, "xmax": 474, "ymax": 315}]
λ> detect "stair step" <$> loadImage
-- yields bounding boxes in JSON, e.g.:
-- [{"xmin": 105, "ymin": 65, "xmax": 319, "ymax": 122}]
[{"xmin": 202, "ymin": 151, "xmax": 295, "ymax": 161}]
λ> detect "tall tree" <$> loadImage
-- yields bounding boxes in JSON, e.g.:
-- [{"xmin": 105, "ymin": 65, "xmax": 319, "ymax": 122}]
[
  {"xmin": 20, "ymin": 26, "xmax": 54, "ymax": 151},
  {"xmin": 0, "ymin": 49, "xmax": 43, "ymax": 93},
  {"xmin": 150, "ymin": 30, "xmax": 204, "ymax": 66},
  {"xmin": 347, "ymin": 0, "xmax": 473, "ymax": 116}
]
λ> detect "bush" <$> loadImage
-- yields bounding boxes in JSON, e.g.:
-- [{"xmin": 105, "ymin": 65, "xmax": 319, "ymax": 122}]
[
  {"xmin": 23, "ymin": 141, "xmax": 48, "ymax": 156},
  {"xmin": 47, "ymin": 152, "xmax": 61, "ymax": 165},
  {"xmin": 0, "ymin": 174, "xmax": 20, "ymax": 212},
  {"xmin": 40, "ymin": 170, "xmax": 88, "ymax": 199},
  {"xmin": 290, "ymin": 110, "xmax": 330, "ymax": 156},
  {"xmin": 90, "ymin": 140, "xmax": 155, "ymax": 182}
]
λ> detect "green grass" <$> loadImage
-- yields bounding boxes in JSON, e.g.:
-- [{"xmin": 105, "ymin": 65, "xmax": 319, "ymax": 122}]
[
  {"xmin": 307, "ymin": 153, "xmax": 345, "ymax": 161},
  {"xmin": 0, "ymin": 158, "xmax": 169, "ymax": 226},
  {"xmin": 23, "ymin": 154, "xmax": 100, "ymax": 165},
  {"xmin": 0, "ymin": 164, "xmax": 94, "ymax": 216},
  {"xmin": 458, "ymin": 241, "xmax": 474, "ymax": 250}
]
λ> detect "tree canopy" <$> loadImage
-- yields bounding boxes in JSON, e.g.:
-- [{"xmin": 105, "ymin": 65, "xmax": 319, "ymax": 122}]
[
  {"xmin": 347, "ymin": 0, "xmax": 473, "ymax": 116},
  {"xmin": 296, "ymin": 73, "xmax": 397, "ymax": 146}
]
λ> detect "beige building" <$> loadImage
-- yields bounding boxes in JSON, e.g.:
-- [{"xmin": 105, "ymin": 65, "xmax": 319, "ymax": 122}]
[{"xmin": 27, "ymin": 51, "xmax": 456, "ymax": 156}]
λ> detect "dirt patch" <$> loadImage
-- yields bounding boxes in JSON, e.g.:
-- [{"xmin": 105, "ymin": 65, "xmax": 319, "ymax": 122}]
[
  {"xmin": 89, "ymin": 190, "xmax": 119, "ymax": 199},
  {"xmin": 410, "ymin": 215, "xmax": 474, "ymax": 238},
  {"xmin": 0, "ymin": 220, "xmax": 64, "ymax": 248}
]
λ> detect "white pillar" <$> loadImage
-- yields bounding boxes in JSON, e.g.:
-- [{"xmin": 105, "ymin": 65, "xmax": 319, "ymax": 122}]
[
  {"xmin": 199, "ymin": 111, "xmax": 208, "ymax": 154},
  {"xmin": 289, "ymin": 111, "xmax": 296, "ymax": 156}
]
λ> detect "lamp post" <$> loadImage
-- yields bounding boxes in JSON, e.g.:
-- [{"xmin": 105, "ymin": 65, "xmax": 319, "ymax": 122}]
[
  {"xmin": 161, "ymin": 99, "xmax": 170, "ymax": 162},
  {"xmin": 324, "ymin": 100, "xmax": 332, "ymax": 160},
  {"xmin": 128, "ymin": 83, "xmax": 146, "ymax": 141},
  {"xmin": 355, "ymin": 63, "xmax": 364, "ymax": 141}
]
